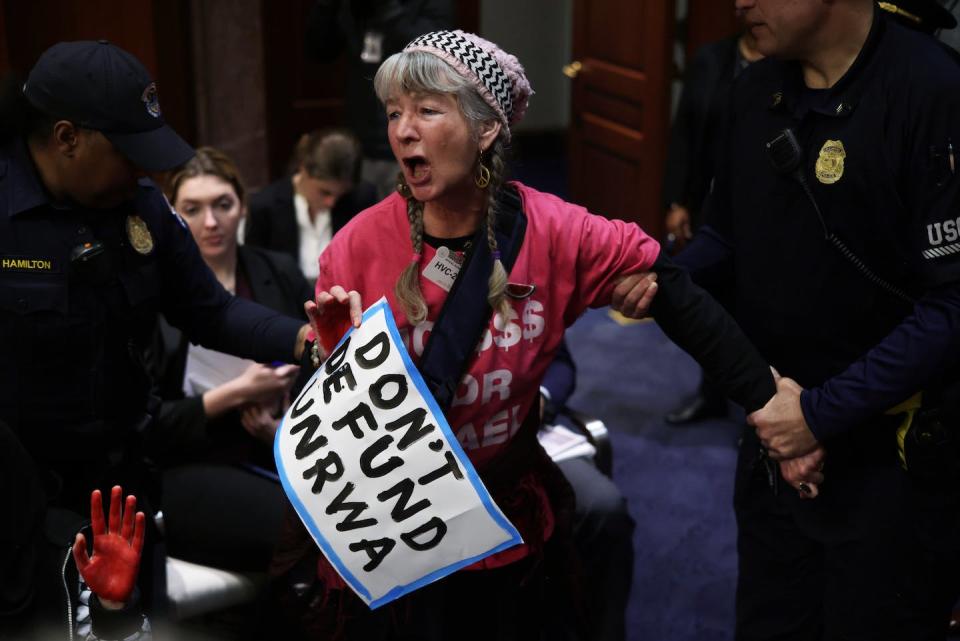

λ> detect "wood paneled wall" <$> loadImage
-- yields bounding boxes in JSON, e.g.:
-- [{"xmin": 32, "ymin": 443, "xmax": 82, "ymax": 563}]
[
  {"xmin": 686, "ymin": 0, "xmax": 740, "ymax": 57},
  {"xmin": 1, "ymin": 0, "xmax": 196, "ymax": 143}
]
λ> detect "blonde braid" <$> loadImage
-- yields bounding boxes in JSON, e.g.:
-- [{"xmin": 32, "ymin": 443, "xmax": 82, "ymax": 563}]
[
  {"xmin": 394, "ymin": 176, "xmax": 429, "ymax": 324},
  {"xmin": 482, "ymin": 139, "xmax": 511, "ymax": 320}
]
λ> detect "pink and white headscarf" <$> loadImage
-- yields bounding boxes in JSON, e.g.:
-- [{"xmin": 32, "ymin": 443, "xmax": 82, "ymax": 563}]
[{"xmin": 404, "ymin": 30, "xmax": 533, "ymax": 138}]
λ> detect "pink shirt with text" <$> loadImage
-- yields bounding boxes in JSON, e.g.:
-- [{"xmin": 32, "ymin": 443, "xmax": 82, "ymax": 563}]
[{"xmin": 316, "ymin": 182, "xmax": 659, "ymax": 565}]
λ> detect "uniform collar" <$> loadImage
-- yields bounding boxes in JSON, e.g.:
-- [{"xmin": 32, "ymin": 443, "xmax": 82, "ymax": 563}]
[
  {"xmin": 771, "ymin": 5, "xmax": 886, "ymax": 120},
  {"xmin": 4, "ymin": 137, "xmax": 60, "ymax": 218}
]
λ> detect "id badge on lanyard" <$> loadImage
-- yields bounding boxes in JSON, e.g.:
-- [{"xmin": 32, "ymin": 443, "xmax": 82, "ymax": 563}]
[{"xmin": 422, "ymin": 246, "xmax": 463, "ymax": 292}]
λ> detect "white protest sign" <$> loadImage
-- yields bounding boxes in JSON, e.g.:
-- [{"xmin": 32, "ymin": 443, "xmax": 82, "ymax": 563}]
[{"xmin": 275, "ymin": 297, "xmax": 522, "ymax": 609}]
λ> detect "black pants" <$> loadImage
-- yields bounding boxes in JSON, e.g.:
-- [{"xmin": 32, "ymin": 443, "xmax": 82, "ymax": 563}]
[
  {"xmin": 275, "ymin": 544, "xmax": 573, "ymax": 641},
  {"xmin": 163, "ymin": 463, "xmax": 286, "ymax": 572},
  {"xmin": 734, "ymin": 428, "xmax": 960, "ymax": 641},
  {"xmin": 269, "ymin": 483, "xmax": 582, "ymax": 641},
  {"xmin": 558, "ymin": 457, "xmax": 635, "ymax": 641}
]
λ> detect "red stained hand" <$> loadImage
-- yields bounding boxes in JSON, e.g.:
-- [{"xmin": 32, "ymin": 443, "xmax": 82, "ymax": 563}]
[
  {"xmin": 304, "ymin": 285, "xmax": 363, "ymax": 356},
  {"xmin": 72, "ymin": 486, "xmax": 145, "ymax": 605}
]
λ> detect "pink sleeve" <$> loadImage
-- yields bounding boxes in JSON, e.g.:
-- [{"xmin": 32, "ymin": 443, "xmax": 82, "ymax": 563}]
[
  {"xmin": 561, "ymin": 205, "xmax": 661, "ymax": 322},
  {"xmin": 315, "ymin": 242, "xmax": 336, "ymax": 301}
]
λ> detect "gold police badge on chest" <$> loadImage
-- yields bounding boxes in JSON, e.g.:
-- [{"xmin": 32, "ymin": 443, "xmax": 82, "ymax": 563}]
[
  {"xmin": 126, "ymin": 215, "xmax": 155, "ymax": 255},
  {"xmin": 815, "ymin": 140, "xmax": 846, "ymax": 185}
]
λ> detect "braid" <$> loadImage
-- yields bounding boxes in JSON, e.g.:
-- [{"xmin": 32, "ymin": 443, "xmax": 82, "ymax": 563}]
[
  {"xmin": 394, "ymin": 176, "xmax": 429, "ymax": 324},
  {"xmin": 394, "ymin": 137, "xmax": 510, "ymax": 325},
  {"xmin": 483, "ymin": 138, "xmax": 511, "ymax": 320}
]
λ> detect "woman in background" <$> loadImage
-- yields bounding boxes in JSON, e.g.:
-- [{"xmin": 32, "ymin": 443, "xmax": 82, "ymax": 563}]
[
  {"xmin": 245, "ymin": 128, "xmax": 379, "ymax": 280},
  {"xmin": 149, "ymin": 147, "xmax": 309, "ymax": 571}
]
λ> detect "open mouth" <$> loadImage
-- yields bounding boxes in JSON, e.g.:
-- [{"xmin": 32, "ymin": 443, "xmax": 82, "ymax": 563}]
[{"xmin": 402, "ymin": 156, "xmax": 430, "ymax": 182}]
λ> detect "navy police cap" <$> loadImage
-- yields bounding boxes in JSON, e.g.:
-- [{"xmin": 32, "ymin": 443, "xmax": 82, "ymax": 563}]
[
  {"xmin": 23, "ymin": 40, "xmax": 194, "ymax": 171},
  {"xmin": 879, "ymin": 0, "xmax": 957, "ymax": 32}
]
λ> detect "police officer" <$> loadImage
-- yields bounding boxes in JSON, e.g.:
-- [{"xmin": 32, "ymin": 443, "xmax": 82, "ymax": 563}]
[
  {"xmin": 675, "ymin": 0, "xmax": 960, "ymax": 638},
  {"xmin": 0, "ymin": 41, "xmax": 310, "ymax": 631}
]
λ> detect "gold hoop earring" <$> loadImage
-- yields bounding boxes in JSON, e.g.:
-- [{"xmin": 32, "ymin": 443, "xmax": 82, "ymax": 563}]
[{"xmin": 475, "ymin": 149, "xmax": 491, "ymax": 189}]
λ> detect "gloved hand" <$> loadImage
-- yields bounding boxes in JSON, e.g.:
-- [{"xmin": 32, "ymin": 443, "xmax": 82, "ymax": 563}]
[{"xmin": 72, "ymin": 486, "xmax": 145, "ymax": 606}]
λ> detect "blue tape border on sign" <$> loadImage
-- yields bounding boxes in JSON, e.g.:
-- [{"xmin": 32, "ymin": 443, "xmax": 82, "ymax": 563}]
[{"xmin": 274, "ymin": 297, "xmax": 523, "ymax": 609}]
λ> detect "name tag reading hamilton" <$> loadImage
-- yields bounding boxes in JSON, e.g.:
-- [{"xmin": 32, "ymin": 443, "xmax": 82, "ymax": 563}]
[
  {"xmin": 421, "ymin": 246, "xmax": 462, "ymax": 292},
  {"xmin": 0, "ymin": 256, "xmax": 58, "ymax": 273}
]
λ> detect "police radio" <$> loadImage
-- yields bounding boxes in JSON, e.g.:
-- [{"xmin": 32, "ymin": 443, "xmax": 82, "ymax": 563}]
[
  {"xmin": 764, "ymin": 128, "xmax": 914, "ymax": 305},
  {"xmin": 69, "ymin": 239, "xmax": 113, "ymax": 285},
  {"xmin": 70, "ymin": 240, "xmax": 106, "ymax": 264},
  {"xmin": 766, "ymin": 129, "xmax": 960, "ymax": 479},
  {"xmin": 764, "ymin": 129, "xmax": 804, "ymax": 176}
]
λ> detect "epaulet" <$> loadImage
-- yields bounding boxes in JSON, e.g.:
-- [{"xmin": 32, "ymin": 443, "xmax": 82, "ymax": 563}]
[{"xmin": 139, "ymin": 178, "xmax": 188, "ymax": 230}]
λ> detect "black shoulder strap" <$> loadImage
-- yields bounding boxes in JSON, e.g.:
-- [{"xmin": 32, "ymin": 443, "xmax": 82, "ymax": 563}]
[{"xmin": 418, "ymin": 185, "xmax": 527, "ymax": 410}]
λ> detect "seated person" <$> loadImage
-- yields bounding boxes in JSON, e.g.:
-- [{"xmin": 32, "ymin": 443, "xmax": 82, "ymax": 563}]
[
  {"xmin": 2, "ymin": 417, "xmax": 149, "ymax": 640},
  {"xmin": 541, "ymin": 339, "xmax": 635, "ymax": 641},
  {"xmin": 245, "ymin": 128, "xmax": 379, "ymax": 280},
  {"xmin": 148, "ymin": 147, "xmax": 310, "ymax": 571}
]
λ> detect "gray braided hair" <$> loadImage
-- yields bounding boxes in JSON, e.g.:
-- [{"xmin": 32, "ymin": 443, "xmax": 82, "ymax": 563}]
[
  {"xmin": 395, "ymin": 191, "xmax": 429, "ymax": 324},
  {"xmin": 376, "ymin": 50, "xmax": 512, "ymax": 325}
]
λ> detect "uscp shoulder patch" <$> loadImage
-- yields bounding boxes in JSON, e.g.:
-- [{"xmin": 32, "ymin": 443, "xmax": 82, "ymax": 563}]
[
  {"xmin": 126, "ymin": 215, "xmax": 155, "ymax": 255},
  {"xmin": 815, "ymin": 139, "xmax": 846, "ymax": 185}
]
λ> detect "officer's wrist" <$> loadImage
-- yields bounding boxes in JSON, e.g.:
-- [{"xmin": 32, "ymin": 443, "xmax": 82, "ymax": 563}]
[
  {"xmin": 293, "ymin": 324, "xmax": 311, "ymax": 360},
  {"xmin": 310, "ymin": 340, "xmax": 326, "ymax": 369},
  {"xmin": 97, "ymin": 596, "xmax": 125, "ymax": 610}
]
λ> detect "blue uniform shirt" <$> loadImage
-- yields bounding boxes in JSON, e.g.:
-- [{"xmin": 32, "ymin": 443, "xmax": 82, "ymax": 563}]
[
  {"xmin": 681, "ymin": 10, "xmax": 960, "ymax": 444},
  {"xmin": 0, "ymin": 138, "xmax": 304, "ymax": 458}
]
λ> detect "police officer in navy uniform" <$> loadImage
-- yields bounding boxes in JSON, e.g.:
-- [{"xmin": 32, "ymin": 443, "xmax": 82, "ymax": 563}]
[
  {"xmin": 0, "ymin": 41, "xmax": 310, "ymax": 631},
  {"xmin": 674, "ymin": 0, "xmax": 960, "ymax": 638}
]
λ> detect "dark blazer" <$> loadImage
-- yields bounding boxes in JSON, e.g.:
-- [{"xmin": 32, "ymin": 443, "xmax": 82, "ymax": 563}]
[
  {"xmin": 304, "ymin": 0, "xmax": 455, "ymax": 159},
  {"xmin": 662, "ymin": 36, "xmax": 743, "ymax": 228},
  {"xmin": 244, "ymin": 176, "xmax": 379, "ymax": 269},
  {"xmin": 147, "ymin": 246, "xmax": 312, "ymax": 467}
]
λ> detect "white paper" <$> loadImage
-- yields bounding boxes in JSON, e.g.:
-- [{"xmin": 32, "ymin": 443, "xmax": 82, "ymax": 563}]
[
  {"xmin": 274, "ymin": 297, "xmax": 522, "ymax": 609},
  {"xmin": 183, "ymin": 343, "xmax": 255, "ymax": 397},
  {"xmin": 537, "ymin": 423, "xmax": 597, "ymax": 463}
]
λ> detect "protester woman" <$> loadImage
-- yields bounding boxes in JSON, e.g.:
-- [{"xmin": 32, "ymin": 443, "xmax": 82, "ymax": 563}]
[
  {"xmin": 274, "ymin": 31, "xmax": 778, "ymax": 640},
  {"xmin": 149, "ymin": 147, "xmax": 310, "ymax": 571}
]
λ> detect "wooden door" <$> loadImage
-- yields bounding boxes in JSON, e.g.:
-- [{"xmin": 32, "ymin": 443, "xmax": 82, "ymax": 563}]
[
  {"xmin": 686, "ymin": 0, "xmax": 739, "ymax": 59},
  {"xmin": 568, "ymin": 0, "xmax": 675, "ymax": 233},
  {"xmin": 261, "ymin": 0, "xmax": 347, "ymax": 180},
  {"xmin": 261, "ymin": 0, "xmax": 479, "ymax": 181},
  {"xmin": 1, "ymin": 0, "xmax": 195, "ymax": 143}
]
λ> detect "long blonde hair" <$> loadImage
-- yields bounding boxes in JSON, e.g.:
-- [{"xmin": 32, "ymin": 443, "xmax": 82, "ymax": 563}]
[{"xmin": 374, "ymin": 50, "xmax": 510, "ymax": 325}]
